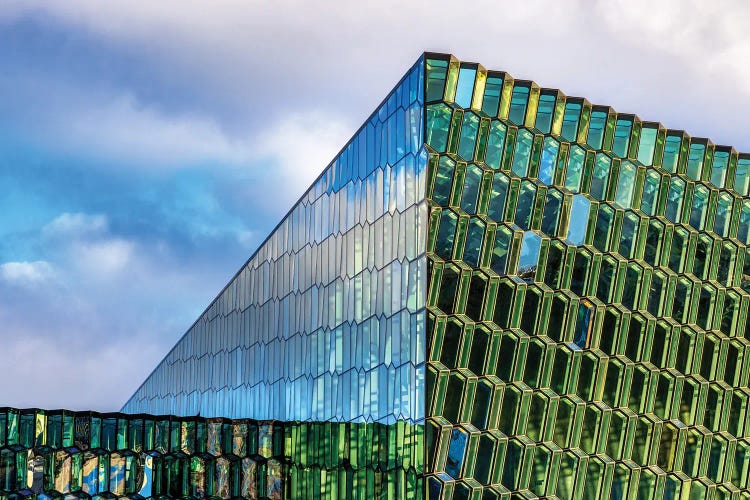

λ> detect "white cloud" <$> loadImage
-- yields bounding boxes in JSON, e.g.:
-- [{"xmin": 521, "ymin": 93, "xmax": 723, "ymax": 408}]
[
  {"xmin": 72, "ymin": 238, "xmax": 134, "ymax": 276},
  {"xmin": 0, "ymin": 260, "xmax": 55, "ymax": 287},
  {"xmin": 43, "ymin": 212, "xmax": 108, "ymax": 237}
]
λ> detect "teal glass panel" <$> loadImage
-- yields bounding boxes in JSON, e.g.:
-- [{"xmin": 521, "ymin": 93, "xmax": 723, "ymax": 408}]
[
  {"xmin": 711, "ymin": 149, "xmax": 729, "ymax": 188},
  {"xmin": 565, "ymin": 145, "xmax": 586, "ymax": 193},
  {"xmin": 482, "ymin": 74, "xmax": 504, "ymax": 117},
  {"xmin": 687, "ymin": 142, "xmax": 705, "ymax": 180},
  {"xmin": 561, "ymin": 100, "xmax": 582, "ymax": 142},
  {"xmin": 542, "ymin": 189, "xmax": 564, "ymax": 236},
  {"xmin": 487, "ymin": 172, "xmax": 510, "ymax": 222},
  {"xmin": 735, "ymin": 156, "xmax": 750, "ymax": 196},
  {"xmin": 509, "ymin": 82, "xmax": 530, "ymax": 125},
  {"xmin": 427, "ymin": 103, "xmax": 453, "ymax": 152},
  {"xmin": 665, "ymin": 177, "xmax": 686, "ymax": 223},
  {"xmin": 536, "ymin": 92, "xmax": 556, "ymax": 134},
  {"xmin": 426, "ymin": 57, "xmax": 449, "ymax": 102},
  {"xmin": 512, "ymin": 129, "xmax": 534, "ymax": 177},
  {"xmin": 463, "ymin": 218, "xmax": 485, "ymax": 267},
  {"xmin": 515, "ymin": 181, "xmax": 537, "ymax": 230},
  {"xmin": 738, "ymin": 200, "xmax": 750, "ymax": 244},
  {"xmin": 638, "ymin": 125, "xmax": 658, "ymax": 166},
  {"xmin": 612, "ymin": 117, "xmax": 633, "ymax": 158},
  {"xmin": 662, "ymin": 133, "xmax": 682, "ymax": 173},
  {"xmin": 432, "ymin": 156, "xmax": 456, "ymax": 206},
  {"xmin": 619, "ymin": 211, "xmax": 639, "ymax": 259},
  {"xmin": 436, "ymin": 210, "xmax": 458, "ymax": 260},
  {"xmin": 615, "ymin": 161, "xmax": 637, "ymax": 209},
  {"xmin": 485, "ymin": 121, "xmax": 507, "ymax": 169},
  {"xmin": 491, "ymin": 226, "xmax": 513, "ymax": 275},
  {"xmin": 640, "ymin": 169, "xmax": 660, "ymax": 215},
  {"xmin": 568, "ymin": 195, "xmax": 590, "ymax": 245},
  {"xmin": 714, "ymin": 193, "xmax": 733, "ymax": 238},
  {"xmin": 689, "ymin": 185, "xmax": 709, "ymax": 230},
  {"xmin": 460, "ymin": 163, "xmax": 483, "ymax": 214},
  {"xmin": 587, "ymin": 108, "xmax": 608, "ymax": 149},
  {"xmin": 458, "ymin": 112, "xmax": 480, "ymax": 160},
  {"xmin": 590, "ymin": 154, "xmax": 612, "ymax": 200},
  {"xmin": 538, "ymin": 137, "xmax": 559, "ymax": 185}
]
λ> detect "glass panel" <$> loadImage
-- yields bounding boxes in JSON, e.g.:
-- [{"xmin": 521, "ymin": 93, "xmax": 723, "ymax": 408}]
[
  {"xmin": 455, "ymin": 66, "xmax": 477, "ymax": 108},
  {"xmin": 536, "ymin": 92, "xmax": 556, "ymax": 133},
  {"xmin": 640, "ymin": 169, "xmax": 660, "ymax": 216},
  {"xmin": 665, "ymin": 177, "xmax": 686, "ymax": 223},
  {"xmin": 515, "ymin": 181, "xmax": 537, "ymax": 230},
  {"xmin": 481, "ymin": 74, "xmax": 504, "ymax": 117},
  {"xmin": 485, "ymin": 121, "xmax": 507, "ymax": 170},
  {"xmin": 711, "ymin": 149, "xmax": 729, "ymax": 188},
  {"xmin": 615, "ymin": 160, "xmax": 637, "ymax": 209},
  {"xmin": 487, "ymin": 172, "xmax": 510, "ymax": 222},
  {"xmin": 568, "ymin": 195, "xmax": 590, "ymax": 246},
  {"xmin": 612, "ymin": 117, "xmax": 633, "ymax": 158},
  {"xmin": 509, "ymin": 82, "xmax": 530, "ymax": 125},
  {"xmin": 425, "ymin": 57, "xmax": 449, "ymax": 102},
  {"xmin": 662, "ymin": 133, "xmax": 682, "ymax": 173},
  {"xmin": 686, "ymin": 142, "xmax": 705, "ymax": 181},
  {"xmin": 512, "ymin": 129, "xmax": 534, "ymax": 177},
  {"xmin": 561, "ymin": 101, "xmax": 582, "ymax": 142},
  {"xmin": 566, "ymin": 145, "xmax": 586, "ymax": 193},
  {"xmin": 735, "ymin": 156, "xmax": 750, "ymax": 196},
  {"xmin": 460, "ymin": 163, "xmax": 483, "ymax": 214},
  {"xmin": 590, "ymin": 154, "xmax": 611, "ymax": 200},
  {"xmin": 458, "ymin": 112, "xmax": 480, "ymax": 160},
  {"xmin": 519, "ymin": 231, "xmax": 542, "ymax": 281},
  {"xmin": 638, "ymin": 125, "xmax": 658, "ymax": 166},
  {"xmin": 587, "ymin": 108, "xmax": 608, "ymax": 149},
  {"xmin": 689, "ymin": 184, "xmax": 709, "ymax": 230},
  {"xmin": 538, "ymin": 137, "xmax": 559, "ymax": 185}
]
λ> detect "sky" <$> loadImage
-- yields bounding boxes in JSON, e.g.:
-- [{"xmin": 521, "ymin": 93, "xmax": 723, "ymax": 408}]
[{"xmin": 1, "ymin": 0, "xmax": 750, "ymax": 411}]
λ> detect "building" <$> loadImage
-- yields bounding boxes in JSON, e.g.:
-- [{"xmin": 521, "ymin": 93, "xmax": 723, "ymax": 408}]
[{"xmin": 2, "ymin": 53, "xmax": 750, "ymax": 499}]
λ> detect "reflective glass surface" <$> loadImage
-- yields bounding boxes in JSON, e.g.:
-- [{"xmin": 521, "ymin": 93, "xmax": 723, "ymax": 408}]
[
  {"xmin": 424, "ymin": 53, "xmax": 750, "ymax": 498},
  {"xmin": 123, "ymin": 59, "xmax": 428, "ymax": 425}
]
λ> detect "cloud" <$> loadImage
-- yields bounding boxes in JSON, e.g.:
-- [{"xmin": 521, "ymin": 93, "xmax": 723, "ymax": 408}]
[
  {"xmin": 72, "ymin": 238, "xmax": 134, "ymax": 277},
  {"xmin": 0, "ymin": 260, "xmax": 54, "ymax": 287},
  {"xmin": 43, "ymin": 212, "xmax": 107, "ymax": 236}
]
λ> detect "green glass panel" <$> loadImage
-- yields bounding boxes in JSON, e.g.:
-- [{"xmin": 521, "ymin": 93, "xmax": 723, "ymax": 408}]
[
  {"xmin": 735, "ymin": 156, "xmax": 750, "ymax": 196},
  {"xmin": 686, "ymin": 142, "xmax": 705, "ymax": 180},
  {"xmin": 662, "ymin": 133, "xmax": 682, "ymax": 173},
  {"xmin": 615, "ymin": 160, "xmax": 637, "ymax": 209},
  {"xmin": 638, "ymin": 125, "xmax": 658, "ymax": 166}
]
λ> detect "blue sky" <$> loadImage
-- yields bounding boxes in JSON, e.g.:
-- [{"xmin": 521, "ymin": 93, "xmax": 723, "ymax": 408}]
[{"xmin": 2, "ymin": 0, "xmax": 749, "ymax": 411}]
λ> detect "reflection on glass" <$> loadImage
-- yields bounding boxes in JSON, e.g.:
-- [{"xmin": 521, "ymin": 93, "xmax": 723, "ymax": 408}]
[
  {"xmin": 518, "ymin": 231, "xmax": 541, "ymax": 281},
  {"xmin": 568, "ymin": 195, "xmax": 590, "ymax": 245}
]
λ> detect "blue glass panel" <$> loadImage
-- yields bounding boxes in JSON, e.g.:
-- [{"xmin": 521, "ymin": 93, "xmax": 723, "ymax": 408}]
[{"xmin": 455, "ymin": 67, "xmax": 477, "ymax": 108}]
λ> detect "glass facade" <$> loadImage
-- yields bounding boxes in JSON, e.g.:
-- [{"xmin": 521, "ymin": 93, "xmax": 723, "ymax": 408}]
[
  {"xmin": 0, "ymin": 407, "xmax": 421, "ymax": 499},
  {"xmin": 423, "ymin": 54, "xmax": 750, "ymax": 499},
  {"xmin": 4, "ymin": 53, "xmax": 750, "ymax": 499},
  {"xmin": 122, "ymin": 59, "xmax": 428, "ymax": 426}
]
